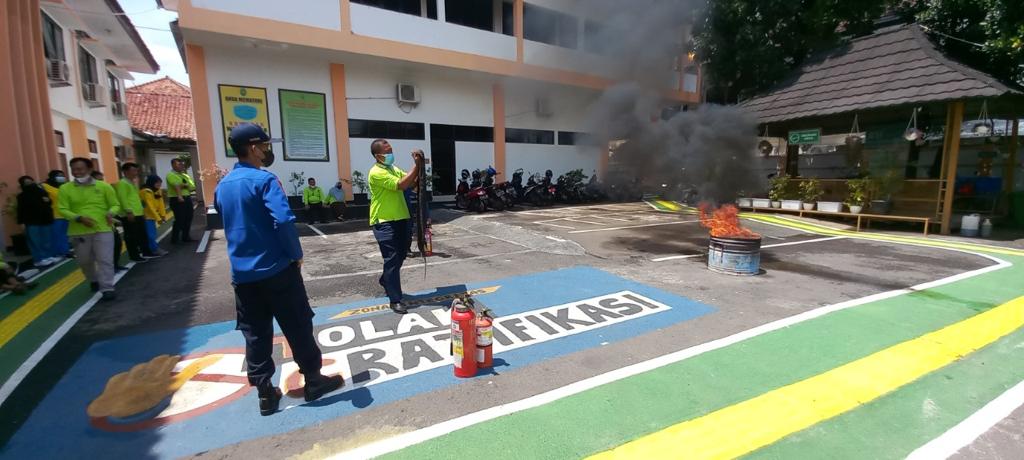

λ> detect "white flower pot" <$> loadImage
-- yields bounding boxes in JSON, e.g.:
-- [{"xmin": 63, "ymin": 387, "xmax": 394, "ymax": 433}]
[
  {"xmin": 802, "ymin": 202, "xmax": 816, "ymax": 211},
  {"xmin": 848, "ymin": 205, "xmax": 863, "ymax": 214},
  {"xmin": 737, "ymin": 198, "xmax": 753, "ymax": 207},
  {"xmin": 781, "ymin": 200, "xmax": 802, "ymax": 210},
  {"xmin": 771, "ymin": 201, "xmax": 781, "ymax": 208},
  {"xmin": 752, "ymin": 198, "xmax": 771, "ymax": 208},
  {"xmin": 817, "ymin": 201, "xmax": 842, "ymax": 213}
]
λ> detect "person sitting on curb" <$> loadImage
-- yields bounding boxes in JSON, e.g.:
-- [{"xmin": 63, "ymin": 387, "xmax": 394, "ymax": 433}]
[
  {"xmin": 0, "ymin": 252, "xmax": 38, "ymax": 295},
  {"xmin": 302, "ymin": 177, "xmax": 328, "ymax": 224},
  {"xmin": 325, "ymin": 180, "xmax": 346, "ymax": 222}
]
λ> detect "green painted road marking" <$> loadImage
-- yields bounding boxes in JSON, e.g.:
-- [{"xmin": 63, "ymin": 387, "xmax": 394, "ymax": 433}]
[
  {"xmin": 381, "ymin": 254, "xmax": 1024, "ymax": 459},
  {"xmin": 0, "ymin": 262, "xmax": 79, "ymax": 323}
]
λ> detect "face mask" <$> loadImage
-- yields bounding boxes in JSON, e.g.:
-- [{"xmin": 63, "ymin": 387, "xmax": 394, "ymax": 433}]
[
  {"xmin": 74, "ymin": 176, "xmax": 91, "ymax": 184},
  {"xmin": 261, "ymin": 150, "xmax": 275, "ymax": 168},
  {"xmin": 55, "ymin": 176, "xmax": 67, "ymax": 183},
  {"xmin": 382, "ymin": 153, "xmax": 395, "ymax": 166}
]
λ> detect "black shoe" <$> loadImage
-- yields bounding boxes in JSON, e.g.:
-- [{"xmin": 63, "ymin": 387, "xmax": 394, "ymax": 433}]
[
  {"xmin": 90, "ymin": 282, "xmax": 99, "ymax": 292},
  {"xmin": 101, "ymin": 291, "xmax": 116, "ymax": 301},
  {"xmin": 390, "ymin": 302, "xmax": 408, "ymax": 314},
  {"xmin": 115, "ymin": 265, "xmax": 129, "ymax": 272},
  {"xmin": 129, "ymin": 257, "xmax": 147, "ymax": 263},
  {"xmin": 258, "ymin": 385, "xmax": 282, "ymax": 416},
  {"xmin": 181, "ymin": 237, "xmax": 195, "ymax": 243},
  {"xmin": 304, "ymin": 374, "xmax": 343, "ymax": 402}
]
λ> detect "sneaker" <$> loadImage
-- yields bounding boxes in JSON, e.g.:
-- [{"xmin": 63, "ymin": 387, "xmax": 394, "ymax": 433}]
[
  {"xmin": 303, "ymin": 374, "xmax": 343, "ymax": 402},
  {"xmin": 115, "ymin": 265, "xmax": 129, "ymax": 272},
  {"xmin": 141, "ymin": 253, "xmax": 160, "ymax": 259},
  {"xmin": 258, "ymin": 385, "xmax": 282, "ymax": 416},
  {"xmin": 389, "ymin": 302, "xmax": 408, "ymax": 314},
  {"xmin": 129, "ymin": 257, "xmax": 148, "ymax": 263},
  {"xmin": 90, "ymin": 282, "xmax": 99, "ymax": 292},
  {"xmin": 101, "ymin": 291, "xmax": 116, "ymax": 301},
  {"xmin": 42, "ymin": 257, "xmax": 62, "ymax": 266},
  {"xmin": 155, "ymin": 249, "xmax": 169, "ymax": 256}
]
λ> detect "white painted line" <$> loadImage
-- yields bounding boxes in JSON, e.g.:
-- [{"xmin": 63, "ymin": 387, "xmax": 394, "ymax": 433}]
[
  {"xmin": 195, "ymin": 230, "xmax": 212, "ymax": 253},
  {"xmin": 0, "ymin": 260, "xmax": 137, "ymax": 405},
  {"xmin": 586, "ymin": 215, "xmax": 632, "ymax": 222},
  {"xmin": 563, "ymin": 218, "xmax": 609, "ymax": 226},
  {"xmin": 650, "ymin": 253, "xmax": 704, "ymax": 262},
  {"xmin": 545, "ymin": 236, "xmax": 567, "ymax": 242},
  {"xmin": 334, "ymin": 249, "xmax": 1013, "ymax": 460},
  {"xmin": 307, "ymin": 224, "xmax": 328, "ymax": 239},
  {"xmin": 907, "ymin": 379, "xmax": 1024, "ymax": 460},
  {"xmin": 532, "ymin": 221, "xmax": 576, "ymax": 230},
  {"xmin": 304, "ymin": 250, "xmax": 535, "ymax": 281},
  {"xmin": 568, "ymin": 219, "xmax": 700, "ymax": 234}
]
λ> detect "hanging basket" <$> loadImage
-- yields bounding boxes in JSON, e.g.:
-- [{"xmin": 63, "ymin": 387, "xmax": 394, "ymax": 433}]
[{"xmin": 758, "ymin": 140, "xmax": 774, "ymax": 157}]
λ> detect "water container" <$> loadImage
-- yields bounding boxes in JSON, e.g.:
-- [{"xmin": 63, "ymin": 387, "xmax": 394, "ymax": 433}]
[
  {"xmin": 980, "ymin": 219, "xmax": 993, "ymax": 238},
  {"xmin": 960, "ymin": 214, "xmax": 981, "ymax": 237}
]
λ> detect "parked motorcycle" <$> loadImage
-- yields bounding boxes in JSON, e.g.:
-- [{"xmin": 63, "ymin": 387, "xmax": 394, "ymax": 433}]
[
  {"xmin": 480, "ymin": 166, "xmax": 507, "ymax": 211},
  {"xmin": 456, "ymin": 168, "xmax": 487, "ymax": 212}
]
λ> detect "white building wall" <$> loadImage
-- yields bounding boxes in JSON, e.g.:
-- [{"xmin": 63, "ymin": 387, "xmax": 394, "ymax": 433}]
[
  {"xmin": 455, "ymin": 141, "xmax": 495, "ymax": 174},
  {"xmin": 191, "ymin": 0, "xmax": 341, "ymax": 30},
  {"xmin": 344, "ymin": 64, "xmax": 494, "ymax": 126},
  {"xmin": 51, "ymin": 114, "xmax": 70, "ymax": 159},
  {"xmin": 201, "ymin": 46, "xmax": 339, "ymax": 195},
  {"xmin": 350, "ymin": 4, "xmax": 516, "ymax": 61},
  {"xmin": 503, "ymin": 83, "xmax": 601, "ymax": 178}
]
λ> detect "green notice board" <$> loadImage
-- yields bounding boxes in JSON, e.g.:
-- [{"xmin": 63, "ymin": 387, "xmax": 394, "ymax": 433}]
[
  {"xmin": 788, "ymin": 129, "xmax": 821, "ymax": 144},
  {"xmin": 279, "ymin": 89, "xmax": 329, "ymax": 161}
]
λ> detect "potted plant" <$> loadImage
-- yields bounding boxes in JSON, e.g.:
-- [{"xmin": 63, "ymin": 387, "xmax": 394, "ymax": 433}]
[
  {"xmin": 800, "ymin": 179, "xmax": 823, "ymax": 211},
  {"xmin": 869, "ymin": 170, "xmax": 901, "ymax": 215},
  {"xmin": 845, "ymin": 178, "xmax": 869, "ymax": 214},
  {"xmin": 347, "ymin": 171, "xmax": 369, "ymax": 205},
  {"xmin": 286, "ymin": 172, "xmax": 306, "ymax": 209},
  {"xmin": 199, "ymin": 165, "xmax": 230, "ymax": 229},
  {"xmin": 768, "ymin": 176, "xmax": 788, "ymax": 208}
]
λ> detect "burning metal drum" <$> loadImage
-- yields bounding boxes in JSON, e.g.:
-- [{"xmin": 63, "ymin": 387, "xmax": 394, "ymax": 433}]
[{"xmin": 707, "ymin": 235, "xmax": 762, "ymax": 276}]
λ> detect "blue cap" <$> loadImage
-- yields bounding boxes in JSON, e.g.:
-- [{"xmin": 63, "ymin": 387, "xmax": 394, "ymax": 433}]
[{"xmin": 228, "ymin": 123, "xmax": 282, "ymax": 150}]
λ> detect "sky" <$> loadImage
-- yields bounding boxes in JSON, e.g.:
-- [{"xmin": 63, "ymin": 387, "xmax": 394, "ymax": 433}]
[{"xmin": 121, "ymin": 0, "xmax": 188, "ymax": 87}]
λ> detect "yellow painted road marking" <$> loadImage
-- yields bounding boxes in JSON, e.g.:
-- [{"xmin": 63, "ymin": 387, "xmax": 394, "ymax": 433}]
[
  {"xmin": 589, "ymin": 295, "xmax": 1024, "ymax": 460},
  {"xmin": 0, "ymin": 271, "xmax": 85, "ymax": 348},
  {"xmin": 330, "ymin": 286, "xmax": 502, "ymax": 319},
  {"xmin": 653, "ymin": 199, "xmax": 682, "ymax": 212}
]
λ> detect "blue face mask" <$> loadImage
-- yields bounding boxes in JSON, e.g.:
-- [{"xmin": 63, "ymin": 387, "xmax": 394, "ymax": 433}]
[{"xmin": 382, "ymin": 153, "xmax": 395, "ymax": 166}]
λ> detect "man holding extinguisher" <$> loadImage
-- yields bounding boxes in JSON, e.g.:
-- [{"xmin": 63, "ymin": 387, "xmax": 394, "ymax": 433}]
[{"xmin": 367, "ymin": 138, "xmax": 423, "ymax": 315}]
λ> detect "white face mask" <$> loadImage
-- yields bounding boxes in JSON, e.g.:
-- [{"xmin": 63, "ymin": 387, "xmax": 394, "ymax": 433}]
[
  {"xmin": 74, "ymin": 176, "xmax": 91, "ymax": 184},
  {"xmin": 55, "ymin": 176, "xmax": 67, "ymax": 183}
]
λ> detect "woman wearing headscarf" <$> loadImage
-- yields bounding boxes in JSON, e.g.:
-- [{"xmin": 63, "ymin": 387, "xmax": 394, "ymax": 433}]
[
  {"xmin": 140, "ymin": 175, "xmax": 170, "ymax": 256},
  {"xmin": 43, "ymin": 170, "xmax": 71, "ymax": 257}
]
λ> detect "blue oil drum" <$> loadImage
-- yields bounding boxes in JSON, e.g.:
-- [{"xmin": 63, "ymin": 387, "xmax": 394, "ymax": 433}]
[{"xmin": 707, "ymin": 236, "xmax": 762, "ymax": 276}]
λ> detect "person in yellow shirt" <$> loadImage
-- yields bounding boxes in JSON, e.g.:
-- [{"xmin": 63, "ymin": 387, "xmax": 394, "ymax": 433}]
[
  {"xmin": 43, "ymin": 170, "xmax": 71, "ymax": 257},
  {"xmin": 302, "ymin": 177, "xmax": 328, "ymax": 224},
  {"xmin": 140, "ymin": 175, "xmax": 170, "ymax": 256}
]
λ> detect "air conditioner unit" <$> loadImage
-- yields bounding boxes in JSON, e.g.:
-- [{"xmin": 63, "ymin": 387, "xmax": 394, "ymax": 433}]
[
  {"xmin": 83, "ymin": 83, "xmax": 106, "ymax": 107},
  {"xmin": 397, "ymin": 83, "xmax": 420, "ymax": 104},
  {"xmin": 46, "ymin": 59, "xmax": 71, "ymax": 87},
  {"xmin": 111, "ymin": 101, "xmax": 128, "ymax": 119},
  {"xmin": 535, "ymin": 97, "xmax": 552, "ymax": 118}
]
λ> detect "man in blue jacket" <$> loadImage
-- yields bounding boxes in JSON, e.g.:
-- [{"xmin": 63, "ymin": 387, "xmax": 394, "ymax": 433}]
[{"xmin": 215, "ymin": 123, "xmax": 342, "ymax": 416}]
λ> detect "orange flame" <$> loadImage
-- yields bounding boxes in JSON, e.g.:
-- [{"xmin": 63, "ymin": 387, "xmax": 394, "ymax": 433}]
[{"xmin": 698, "ymin": 203, "xmax": 761, "ymax": 239}]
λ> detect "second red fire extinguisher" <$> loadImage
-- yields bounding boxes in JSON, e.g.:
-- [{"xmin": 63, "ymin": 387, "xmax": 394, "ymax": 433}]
[
  {"xmin": 476, "ymin": 309, "xmax": 494, "ymax": 369},
  {"xmin": 451, "ymin": 299, "xmax": 477, "ymax": 378}
]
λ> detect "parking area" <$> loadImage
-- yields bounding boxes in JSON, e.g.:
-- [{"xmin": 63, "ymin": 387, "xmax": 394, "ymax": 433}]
[{"xmin": 2, "ymin": 200, "xmax": 1023, "ymax": 459}]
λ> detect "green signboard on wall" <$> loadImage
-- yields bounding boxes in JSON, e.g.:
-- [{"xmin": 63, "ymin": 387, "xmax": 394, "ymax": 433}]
[
  {"xmin": 788, "ymin": 128, "xmax": 821, "ymax": 144},
  {"xmin": 279, "ymin": 89, "xmax": 329, "ymax": 162}
]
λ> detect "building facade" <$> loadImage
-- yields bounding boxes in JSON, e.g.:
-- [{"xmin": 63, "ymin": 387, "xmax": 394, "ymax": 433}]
[
  {"xmin": 126, "ymin": 77, "xmax": 199, "ymax": 195},
  {"xmin": 161, "ymin": 0, "xmax": 700, "ymax": 203},
  {"xmin": 0, "ymin": 0, "xmax": 157, "ymax": 248}
]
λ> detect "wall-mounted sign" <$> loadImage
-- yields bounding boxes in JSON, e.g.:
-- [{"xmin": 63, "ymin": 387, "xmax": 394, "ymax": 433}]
[
  {"xmin": 218, "ymin": 84, "xmax": 270, "ymax": 157},
  {"xmin": 788, "ymin": 128, "xmax": 821, "ymax": 145},
  {"xmin": 279, "ymin": 89, "xmax": 329, "ymax": 162}
]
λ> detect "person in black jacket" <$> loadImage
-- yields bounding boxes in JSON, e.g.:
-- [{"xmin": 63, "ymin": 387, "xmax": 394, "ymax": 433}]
[{"xmin": 16, "ymin": 176, "xmax": 59, "ymax": 267}]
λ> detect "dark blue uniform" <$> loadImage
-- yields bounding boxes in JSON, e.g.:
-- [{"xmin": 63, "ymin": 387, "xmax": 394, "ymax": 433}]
[{"xmin": 215, "ymin": 162, "xmax": 322, "ymax": 387}]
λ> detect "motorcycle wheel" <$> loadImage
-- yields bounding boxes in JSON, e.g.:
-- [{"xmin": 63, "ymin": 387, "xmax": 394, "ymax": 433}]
[
  {"xmin": 529, "ymin": 191, "xmax": 543, "ymax": 206},
  {"xmin": 489, "ymin": 197, "xmax": 506, "ymax": 211},
  {"xmin": 470, "ymin": 200, "xmax": 486, "ymax": 213},
  {"xmin": 455, "ymin": 195, "xmax": 468, "ymax": 210}
]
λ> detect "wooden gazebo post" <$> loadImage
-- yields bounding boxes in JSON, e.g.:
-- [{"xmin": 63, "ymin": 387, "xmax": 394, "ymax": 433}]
[
  {"xmin": 1007, "ymin": 118, "xmax": 1019, "ymax": 194},
  {"xmin": 940, "ymin": 101, "xmax": 965, "ymax": 235}
]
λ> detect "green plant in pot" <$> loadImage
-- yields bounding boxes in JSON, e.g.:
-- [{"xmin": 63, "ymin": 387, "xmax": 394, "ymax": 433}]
[
  {"xmin": 799, "ymin": 179, "xmax": 823, "ymax": 211},
  {"xmin": 845, "ymin": 178, "xmax": 870, "ymax": 214},
  {"xmin": 346, "ymin": 170, "xmax": 369, "ymax": 205},
  {"xmin": 768, "ymin": 176, "xmax": 789, "ymax": 208}
]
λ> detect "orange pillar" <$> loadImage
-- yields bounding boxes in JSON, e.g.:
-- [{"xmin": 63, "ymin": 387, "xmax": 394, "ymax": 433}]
[
  {"xmin": 340, "ymin": 0, "xmax": 351, "ymax": 33},
  {"xmin": 9, "ymin": 0, "xmax": 40, "ymax": 178},
  {"xmin": 330, "ymin": 63, "xmax": 352, "ymax": 199},
  {"xmin": 598, "ymin": 145, "xmax": 610, "ymax": 181},
  {"xmin": 67, "ymin": 120, "xmax": 89, "ymax": 157},
  {"xmin": 185, "ymin": 44, "xmax": 218, "ymax": 205},
  {"xmin": 26, "ymin": 0, "xmax": 57, "ymax": 175},
  {"xmin": 514, "ymin": 0, "xmax": 524, "ymax": 63},
  {"xmin": 98, "ymin": 131, "xmax": 118, "ymax": 182},
  {"xmin": 493, "ymin": 83, "xmax": 506, "ymax": 182}
]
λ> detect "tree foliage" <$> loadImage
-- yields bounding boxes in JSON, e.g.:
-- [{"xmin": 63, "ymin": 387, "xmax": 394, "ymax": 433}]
[{"xmin": 694, "ymin": 0, "xmax": 1024, "ymax": 104}]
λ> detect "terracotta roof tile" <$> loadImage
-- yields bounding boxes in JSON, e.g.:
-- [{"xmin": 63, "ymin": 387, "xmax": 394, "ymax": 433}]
[{"xmin": 126, "ymin": 76, "xmax": 195, "ymax": 142}]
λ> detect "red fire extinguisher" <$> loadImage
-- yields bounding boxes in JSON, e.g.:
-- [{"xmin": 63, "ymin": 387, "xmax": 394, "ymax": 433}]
[
  {"xmin": 476, "ymin": 309, "xmax": 494, "ymax": 369},
  {"xmin": 451, "ymin": 298, "xmax": 478, "ymax": 378}
]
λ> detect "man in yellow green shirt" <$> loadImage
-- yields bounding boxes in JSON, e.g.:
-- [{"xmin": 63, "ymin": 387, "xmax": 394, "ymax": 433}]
[
  {"xmin": 58, "ymin": 157, "xmax": 121, "ymax": 300},
  {"xmin": 367, "ymin": 138, "xmax": 423, "ymax": 314},
  {"xmin": 114, "ymin": 162, "xmax": 158, "ymax": 261},
  {"xmin": 166, "ymin": 158, "xmax": 196, "ymax": 244},
  {"xmin": 302, "ymin": 177, "xmax": 328, "ymax": 224}
]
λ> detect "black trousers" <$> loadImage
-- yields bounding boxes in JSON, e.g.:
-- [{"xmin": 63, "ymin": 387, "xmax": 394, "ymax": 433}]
[
  {"xmin": 307, "ymin": 203, "xmax": 328, "ymax": 224},
  {"xmin": 233, "ymin": 263, "xmax": 323, "ymax": 387},
  {"xmin": 170, "ymin": 196, "xmax": 194, "ymax": 242},
  {"xmin": 120, "ymin": 217, "xmax": 152, "ymax": 259},
  {"xmin": 112, "ymin": 227, "xmax": 123, "ymax": 266}
]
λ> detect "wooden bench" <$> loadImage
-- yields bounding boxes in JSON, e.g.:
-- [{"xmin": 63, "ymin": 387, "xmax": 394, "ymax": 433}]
[{"xmin": 741, "ymin": 206, "xmax": 932, "ymax": 236}]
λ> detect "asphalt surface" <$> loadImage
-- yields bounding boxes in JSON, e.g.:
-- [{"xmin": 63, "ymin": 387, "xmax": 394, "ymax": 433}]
[{"xmin": 0, "ymin": 201, "xmax": 1019, "ymax": 459}]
